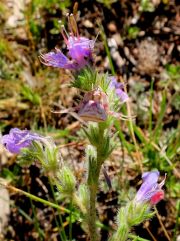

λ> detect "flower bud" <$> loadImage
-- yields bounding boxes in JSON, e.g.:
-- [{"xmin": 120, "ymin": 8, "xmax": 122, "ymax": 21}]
[{"xmin": 56, "ymin": 166, "xmax": 76, "ymax": 197}]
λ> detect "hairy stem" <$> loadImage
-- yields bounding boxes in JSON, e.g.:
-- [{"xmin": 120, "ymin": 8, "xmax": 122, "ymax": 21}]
[
  {"xmin": 88, "ymin": 182, "xmax": 99, "ymax": 241},
  {"xmin": 88, "ymin": 164, "xmax": 102, "ymax": 241},
  {"xmin": 87, "ymin": 123, "xmax": 106, "ymax": 241}
]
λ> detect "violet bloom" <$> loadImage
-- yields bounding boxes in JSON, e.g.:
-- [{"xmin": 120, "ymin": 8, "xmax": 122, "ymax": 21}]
[
  {"xmin": 77, "ymin": 88, "xmax": 130, "ymax": 122},
  {"xmin": 40, "ymin": 14, "xmax": 94, "ymax": 70},
  {"xmin": 135, "ymin": 171, "xmax": 166, "ymax": 205},
  {"xmin": 78, "ymin": 100, "xmax": 107, "ymax": 122},
  {"xmin": 1, "ymin": 128, "xmax": 41, "ymax": 154},
  {"xmin": 109, "ymin": 76, "xmax": 129, "ymax": 103},
  {"xmin": 77, "ymin": 89, "xmax": 108, "ymax": 122}
]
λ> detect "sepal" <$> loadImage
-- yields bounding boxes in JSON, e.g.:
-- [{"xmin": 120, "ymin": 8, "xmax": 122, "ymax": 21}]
[
  {"xmin": 18, "ymin": 139, "xmax": 60, "ymax": 175},
  {"xmin": 84, "ymin": 124, "xmax": 116, "ymax": 162},
  {"xmin": 72, "ymin": 66, "xmax": 97, "ymax": 91},
  {"xmin": 83, "ymin": 125, "xmax": 100, "ymax": 147},
  {"xmin": 111, "ymin": 201, "xmax": 154, "ymax": 241},
  {"xmin": 76, "ymin": 184, "xmax": 89, "ymax": 214},
  {"xmin": 55, "ymin": 166, "xmax": 76, "ymax": 197},
  {"xmin": 127, "ymin": 202, "xmax": 154, "ymax": 226},
  {"xmin": 86, "ymin": 145, "xmax": 98, "ymax": 185}
]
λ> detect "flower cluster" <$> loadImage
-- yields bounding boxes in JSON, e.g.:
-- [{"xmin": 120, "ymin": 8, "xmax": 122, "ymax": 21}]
[{"xmin": 40, "ymin": 13, "xmax": 129, "ymax": 123}]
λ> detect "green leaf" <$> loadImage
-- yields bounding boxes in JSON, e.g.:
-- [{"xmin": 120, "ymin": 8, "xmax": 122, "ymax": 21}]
[{"xmin": 21, "ymin": 85, "xmax": 41, "ymax": 105}]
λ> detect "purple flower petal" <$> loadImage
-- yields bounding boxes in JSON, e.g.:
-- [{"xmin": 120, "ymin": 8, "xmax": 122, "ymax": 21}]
[
  {"xmin": 2, "ymin": 128, "xmax": 42, "ymax": 154},
  {"xmin": 77, "ymin": 90, "xmax": 108, "ymax": 122},
  {"xmin": 108, "ymin": 76, "xmax": 129, "ymax": 103},
  {"xmin": 40, "ymin": 49, "xmax": 77, "ymax": 69},
  {"xmin": 69, "ymin": 45, "xmax": 92, "ymax": 60},
  {"xmin": 68, "ymin": 45, "xmax": 90, "ymax": 68},
  {"xmin": 135, "ymin": 171, "xmax": 165, "ymax": 205},
  {"xmin": 78, "ymin": 100, "xmax": 107, "ymax": 122},
  {"xmin": 67, "ymin": 36, "xmax": 94, "ymax": 50},
  {"xmin": 109, "ymin": 76, "xmax": 123, "ymax": 89},
  {"xmin": 67, "ymin": 37, "xmax": 94, "ymax": 68},
  {"xmin": 115, "ymin": 88, "xmax": 129, "ymax": 103}
]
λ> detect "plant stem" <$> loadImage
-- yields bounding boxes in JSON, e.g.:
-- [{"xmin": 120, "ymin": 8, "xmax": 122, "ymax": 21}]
[
  {"xmin": 3, "ymin": 183, "xmax": 70, "ymax": 213},
  {"xmin": 88, "ymin": 179, "xmax": 99, "ymax": 241},
  {"xmin": 87, "ymin": 123, "xmax": 106, "ymax": 241},
  {"xmin": 154, "ymin": 207, "xmax": 171, "ymax": 241},
  {"xmin": 99, "ymin": 25, "xmax": 115, "ymax": 75},
  {"xmin": 69, "ymin": 198, "xmax": 73, "ymax": 241},
  {"xmin": 28, "ymin": 187, "xmax": 45, "ymax": 240},
  {"xmin": 49, "ymin": 179, "xmax": 67, "ymax": 241},
  {"xmin": 121, "ymin": 76, "xmax": 143, "ymax": 173},
  {"xmin": 128, "ymin": 234, "xmax": 150, "ymax": 241},
  {"xmin": 88, "ymin": 166, "xmax": 102, "ymax": 241}
]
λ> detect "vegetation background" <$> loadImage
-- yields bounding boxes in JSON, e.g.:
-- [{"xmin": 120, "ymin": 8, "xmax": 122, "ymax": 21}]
[{"xmin": 0, "ymin": 0, "xmax": 179, "ymax": 240}]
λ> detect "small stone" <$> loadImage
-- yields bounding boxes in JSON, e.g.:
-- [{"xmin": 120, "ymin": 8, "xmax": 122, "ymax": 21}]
[
  {"xmin": 107, "ymin": 22, "xmax": 117, "ymax": 32},
  {"xmin": 83, "ymin": 20, "xmax": 93, "ymax": 28},
  {"xmin": 112, "ymin": 33, "xmax": 124, "ymax": 46}
]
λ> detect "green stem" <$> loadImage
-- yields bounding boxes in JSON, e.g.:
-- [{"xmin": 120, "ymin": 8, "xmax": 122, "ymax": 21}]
[
  {"xmin": 5, "ymin": 183, "xmax": 70, "ymax": 213},
  {"xmin": 173, "ymin": 200, "xmax": 180, "ymax": 241},
  {"xmin": 128, "ymin": 234, "xmax": 150, "ymax": 241},
  {"xmin": 87, "ymin": 123, "xmax": 106, "ymax": 241},
  {"xmin": 28, "ymin": 188, "xmax": 45, "ymax": 240},
  {"xmin": 69, "ymin": 198, "xmax": 73, "ymax": 241},
  {"xmin": 49, "ymin": 179, "xmax": 67, "ymax": 241},
  {"xmin": 88, "ymin": 180, "xmax": 99, "ymax": 241},
  {"xmin": 100, "ymin": 25, "xmax": 115, "ymax": 75}
]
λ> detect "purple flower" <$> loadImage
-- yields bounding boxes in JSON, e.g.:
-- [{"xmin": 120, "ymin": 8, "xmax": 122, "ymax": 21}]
[
  {"xmin": 78, "ymin": 100, "xmax": 107, "ymax": 122},
  {"xmin": 77, "ymin": 89, "xmax": 108, "ymax": 122},
  {"xmin": 77, "ymin": 88, "xmax": 130, "ymax": 122},
  {"xmin": 109, "ymin": 76, "xmax": 129, "ymax": 103},
  {"xmin": 40, "ymin": 14, "xmax": 94, "ymax": 70},
  {"xmin": 1, "ymin": 128, "xmax": 42, "ymax": 154},
  {"xmin": 40, "ymin": 49, "xmax": 77, "ymax": 69},
  {"xmin": 135, "ymin": 171, "xmax": 166, "ymax": 205}
]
